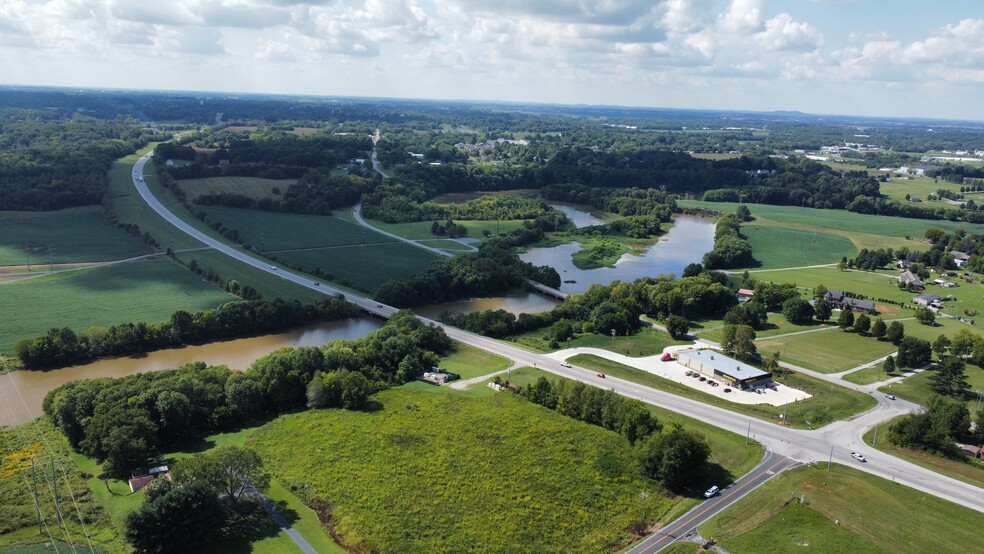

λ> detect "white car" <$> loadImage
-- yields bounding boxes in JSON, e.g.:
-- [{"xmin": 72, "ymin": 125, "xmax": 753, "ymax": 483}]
[
  {"xmin": 884, "ymin": 393, "xmax": 896, "ymax": 400},
  {"xmin": 560, "ymin": 361, "xmax": 572, "ymax": 368},
  {"xmin": 851, "ymin": 452, "xmax": 867, "ymax": 462},
  {"xmin": 704, "ymin": 485, "xmax": 720, "ymax": 498}
]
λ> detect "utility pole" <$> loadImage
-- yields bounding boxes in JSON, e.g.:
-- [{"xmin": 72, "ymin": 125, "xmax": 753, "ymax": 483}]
[
  {"xmin": 745, "ymin": 419, "xmax": 752, "ymax": 445},
  {"xmin": 31, "ymin": 458, "xmax": 42, "ymax": 536},
  {"xmin": 873, "ymin": 424, "xmax": 878, "ymax": 447},
  {"xmin": 51, "ymin": 461, "xmax": 62, "ymax": 527},
  {"xmin": 827, "ymin": 445, "xmax": 833, "ymax": 471},
  {"xmin": 611, "ymin": 328, "xmax": 616, "ymax": 346}
]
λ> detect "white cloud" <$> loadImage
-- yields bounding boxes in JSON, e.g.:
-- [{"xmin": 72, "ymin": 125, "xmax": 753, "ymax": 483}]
[
  {"xmin": 755, "ymin": 13, "xmax": 823, "ymax": 52},
  {"xmin": 719, "ymin": 0, "xmax": 768, "ymax": 33}
]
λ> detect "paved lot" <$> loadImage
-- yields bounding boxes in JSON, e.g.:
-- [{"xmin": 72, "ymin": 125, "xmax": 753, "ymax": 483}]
[{"xmin": 545, "ymin": 345, "xmax": 811, "ymax": 406}]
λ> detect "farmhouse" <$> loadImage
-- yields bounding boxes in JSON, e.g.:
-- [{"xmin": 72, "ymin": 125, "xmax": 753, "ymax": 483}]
[
  {"xmin": 951, "ymin": 250, "xmax": 970, "ymax": 267},
  {"xmin": 824, "ymin": 290, "xmax": 875, "ymax": 314},
  {"xmin": 677, "ymin": 349, "xmax": 772, "ymax": 389},
  {"xmin": 913, "ymin": 294, "xmax": 943, "ymax": 308},
  {"xmin": 896, "ymin": 259, "xmax": 912, "ymax": 270},
  {"xmin": 898, "ymin": 270, "xmax": 925, "ymax": 290}
]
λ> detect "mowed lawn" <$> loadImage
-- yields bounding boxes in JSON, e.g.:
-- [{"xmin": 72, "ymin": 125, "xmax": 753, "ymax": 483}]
[
  {"xmin": 756, "ymin": 328, "xmax": 898, "ymax": 373},
  {"xmin": 0, "ymin": 207, "xmax": 151, "ymax": 265},
  {"xmin": 178, "ymin": 176, "xmax": 296, "ymax": 200},
  {"xmin": 698, "ymin": 464, "xmax": 984, "ymax": 554},
  {"xmin": 880, "ymin": 175, "xmax": 965, "ymax": 204},
  {"xmin": 250, "ymin": 388, "xmax": 671, "ymax": 554},
  {"xmin": 272, "ymin": 242, "xmax": 440, "ymax": 291},
  {"xmin": 366, "ymin": 217, "xmax": 530, "ymax": 240},
  {"xmin": 742, "ymin": 225, "xmax": 856, "ymax": 269},
  {"xmin": 0, "ymin": 260, "xmax": 235, "ymax": 354}
]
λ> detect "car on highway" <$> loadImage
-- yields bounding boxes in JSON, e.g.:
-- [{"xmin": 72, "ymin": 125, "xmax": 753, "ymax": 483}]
[
  {"xmin": 313, "ymin": 281, "xmax": 320, "ymax": 286},
  {"xmin": 884, "ymin": 393, "xmax": 896, "ymax": 400},
  {"xmin": 560, "ymin": 361, "xmax": 572, "ymax": 368},
  {"xmin": 704, "ymin": 485, "xmax": 719, "ymax": 498},
  {"xmin": 596, "ymin": 373, "xmax": 606, "ymax": 378},
  {"xmin": 851, "ymin": 452, "xmax": 867, "ymax": 462},
  {"xmin": 270, "ymin": 265, "xmax": 277, "ymax": 270}
]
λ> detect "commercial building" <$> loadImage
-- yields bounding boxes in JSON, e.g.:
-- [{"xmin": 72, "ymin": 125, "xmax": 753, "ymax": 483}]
[{"xmin": 677, "ymin": 349, "xmax": 772, "ymax": 389}]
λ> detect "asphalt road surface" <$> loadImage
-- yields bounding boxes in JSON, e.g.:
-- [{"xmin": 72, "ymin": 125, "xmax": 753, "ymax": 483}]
[
  {"xmin": 626, "ymin": 451, "xmax": 800, "ymax": 554},
  {"xmin": 131, "ymin": 155, "xmax": 984, "ymax": 520}
]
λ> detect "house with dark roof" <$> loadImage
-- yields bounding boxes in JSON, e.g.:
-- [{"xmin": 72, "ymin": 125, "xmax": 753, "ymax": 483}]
[
  {"xmin": 824, "ymin": 290, "xmax": 875, "ymax": 314},
  {"xmin": 951, "ymin": 250, "xmax": 970, "ymax": 267},
  {"xmin": 898, "ymin": 270, "xmax": 925, "ymax": 290},
  {"xmin": 913, "ymin": 294, "xmax": 943, "ymax": 308}
]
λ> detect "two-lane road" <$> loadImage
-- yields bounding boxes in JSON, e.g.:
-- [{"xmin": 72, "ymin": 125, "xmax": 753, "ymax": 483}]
[{"xmin": 130, "ymin": 155, "xmax": 984, "ymax": 521}]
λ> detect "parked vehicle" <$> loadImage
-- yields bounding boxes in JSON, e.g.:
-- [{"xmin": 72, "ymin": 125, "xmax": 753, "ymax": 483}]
[
  {"xmin": 660, "ymin": 352, "xmax": 674, "ymax": 362},
  {"xmin": 704, "ymin": 485, "xmax": 720, "ymax": 498}
]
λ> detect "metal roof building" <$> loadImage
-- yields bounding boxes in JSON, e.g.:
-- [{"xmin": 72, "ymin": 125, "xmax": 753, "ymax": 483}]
[{"xmin": 677, "ymin": 349, "xmax": 772, "ymax": 388}]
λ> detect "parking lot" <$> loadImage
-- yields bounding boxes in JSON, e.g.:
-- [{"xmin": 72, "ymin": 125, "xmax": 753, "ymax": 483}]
[{"xmin": 546, "ymin": 345, "xmax": 812, "ymax": 406}]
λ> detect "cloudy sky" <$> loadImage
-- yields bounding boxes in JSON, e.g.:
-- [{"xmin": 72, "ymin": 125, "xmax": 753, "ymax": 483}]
[{"xmin": 1, "ymin": 1, "xmax": 982, "ymax": 120}]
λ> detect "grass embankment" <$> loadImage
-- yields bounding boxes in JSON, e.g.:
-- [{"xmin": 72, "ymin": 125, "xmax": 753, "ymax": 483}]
[
  {"xmin": 0, "ymin": 261, "xmax": 235, "ymax": 355},
  {"xmin": 512, "ymin": 326, "xmax": 687, "ymax": 355},
  {"xmin": 861, "ymin": 416, "xmax": 984, "ymax": 490},
  {"xmin": 178, "ymin": 176, "xmax": 296, "ymax": 200},
  {"xmin": 741, "ymin": 225, "xmax": 857, "ymax": 269},
  {"xmin": 202, "ymin": 206, "xmax": 441, "ymax": 291},
  {"xmin": 569, "ymin": 354, "xmax": 874, "ymax": 429},
  {"xmin": 1, "ymin": 419, "xmax": 127, "ymax": 553},
  {"xmin": 437, "ymin": 343, "xmax": 511, "ymax": 379},
  {"xmin": 698, "ymin": 463, "xmax": 984, "ymax": 554},
  {"xmin": 365, "ymin": 217, "xmax": 529, "ymax": 241},
  {"xmin": 0, "ymin": 207, "xmax": 151, "ymax": 266},
  {"xmin": 877, "ymin": 366, "xmax": 984, "ymax": 408},
  {"xmin": 250, "ymin": 388, "xmax": 670, "ymax": 553}
]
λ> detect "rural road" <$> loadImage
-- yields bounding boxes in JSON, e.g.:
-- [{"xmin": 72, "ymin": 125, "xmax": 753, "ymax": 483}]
[
  {"xmin": 625, "ymin": 451, "xmax": 800, "ymax": 554},
  {"xmin": 131, "ymin": 154, "xmax": 984, "ymax": 531}
]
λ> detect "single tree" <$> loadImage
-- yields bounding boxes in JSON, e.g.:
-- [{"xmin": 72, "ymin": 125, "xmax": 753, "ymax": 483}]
[
  {"xmin": 854, "ymin": 313, "xmax": 872, "ymax": 335},
  {"xmin": 125, "ymin": 481, "xmax": 228, "ymax": 554},
  {"xmin": 930, "ymin": 356, "xmax": 970, "ymax": 397},
  {"xmin": 732, "ymin": 325, "xmax": 758, "ymax": 362},
  {"xmin": 871, "ymin": 318, "xmax": 887, "ymax": 340},
  {"xmin": 781, "ymin": 298, "xmax": 815, "ymax": 325},
  {"xmin": 886, "ymin": 320, "xmax": 905, "ymax": 345},
  {"xmin": 933, "ymin": 334, "xmax": 952, "ymax": 358},
  {"xmin": 914, "ymin": 307, "xmax": 936, "ymax": 326},
  {"xmin": 883, "ymin": 355, "xmax": 896, "ymax": 375},
  {"xmin": 837, "ymin": 308, "xmax": 855, "ymax": 331},
  {"xmin": 664, "ymin": 315, "xmax": 690, "ymax": 339},
  {"xmin": 814, "ymin": 284, "xmax": 829, "ymax": 299},
  {"xmin": 172, "ymin": 446, "xmax": 271, "ymax": 505}
]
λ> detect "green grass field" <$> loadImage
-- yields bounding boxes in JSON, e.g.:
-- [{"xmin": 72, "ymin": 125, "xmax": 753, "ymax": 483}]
[
  {"xmin": 877, "ymin": 365, "xmax": 984, "ymax": 408},
  {"xmin": 437, "ymin": 343, "xmax": 511, "ymax": 379},
  {"xmin": 742, "ymin": 226, "xmax": 857, "ymax": 269},
  {"xmin": 365, "ymin": 217, "xmax": 530, "ymax": 240},
  {"xmin": 178, "ymin": 176, "xmax": 295, "ymax": 200},
  {"xmin": 880, "ymin": 174, "xmax": 965, "ymax": 205},
  {"xmin": 511, "ymin": 326, "xmax": 688, "ymax": 355},
  {"xmin": 1, "ymin": 419, "xmax": 128, "ymax": 553},
  {"xmin": 249, "ymin": 388, "xmax": 672, "ymax": 553},
  {"xmin": 756, "ymin": 328, "xmax": 898, "ymax": 373},
  {"xmin": 0, "ymin": 207, "xmax": 151, "ymax": 266},
  {"xmin": 698, "ymin": 463, "xmax": 984, "ymax": 554},
  {"xmin": 568, "ymin": 354, "xmax": 875, "ymax": 429},
  {"xmin": 0, "ymin": 260, "xmax": 235, "ymax": 354}
]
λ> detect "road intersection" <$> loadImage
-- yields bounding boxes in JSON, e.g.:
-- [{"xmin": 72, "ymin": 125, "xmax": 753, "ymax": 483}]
[{"xmin": 131, "ymin": 154, "xmax": 984, "ymax": 551}]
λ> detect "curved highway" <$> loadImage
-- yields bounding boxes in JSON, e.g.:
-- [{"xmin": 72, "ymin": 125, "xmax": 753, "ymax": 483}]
[{"xmin": 131, "ymin": 154, "xmax": 984, "ymax": 524}]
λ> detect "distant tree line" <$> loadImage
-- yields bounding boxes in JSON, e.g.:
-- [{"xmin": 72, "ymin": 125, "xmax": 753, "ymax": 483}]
[
  {"xmin": 43, "ymin": 311, "xmax": 451, "ymax": 475},
  {"xmin": 16, "ymin": 296, "xmax": 360, "ymax": 369},
  {"xmin": 360, "ymin": 183, "xmax": 561, "ymax": 224}
]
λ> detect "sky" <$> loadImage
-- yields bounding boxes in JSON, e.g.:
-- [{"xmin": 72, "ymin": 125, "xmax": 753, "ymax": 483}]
[{"xmin": 1, "ymin": 1, "xmax": 983, "ymax": 120}]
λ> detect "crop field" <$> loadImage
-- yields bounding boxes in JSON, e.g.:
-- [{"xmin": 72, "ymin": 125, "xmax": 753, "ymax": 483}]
[
  {"xmin": 178, "ymin": 176, "xmax": 296, "ymax": 200},
  {"xmin": 365, "ymin": 217, "xmax": 530, "ymax": 240},
  {"xmin": 569, "ymin": 354, "xmax": 874, "ymax": 429},
  {"xmin": 0, "ymin": 207, "xmax": 150, "ymax": 266},
  {"xmin": 0, "ymin": 260, "xmax": 235, "ymax": 354},
  {"xmin": 202, "ymin": 207, "xmax": 396, "ymax": 250},
  {"xmin": 756, "ymin": 328, "xmax": 898, "ymax": 373},
  {"xmin": 270, "ymin": 242, "xmax": 440, "ymax": 292},
  {"xmin": 742, "ymin": 226, "xmax": 856, "ymax": 269},
  {"xmin": 698, "ymin": 464, "xmax": 984, "ymax": 554},
  {"xmin": 250, "ymin": 388, "xmax": 672, "ymax": 554}
]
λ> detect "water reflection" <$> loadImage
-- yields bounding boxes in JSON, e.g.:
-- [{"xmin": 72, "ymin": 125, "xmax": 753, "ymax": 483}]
[
  {"xmin": 519, "ymin": 216, "xmax": 715, "ymax": 294},
  {"xmin": 415, "ymin": 292, "xmax": 561, "ymax": 320},
  {"xmin": 549, "ymin": 203, "xmax": 605, "ymax": 228},
  {"xmin": 1, "ymin": 318, "xmax": 382, "ymax": 426}
]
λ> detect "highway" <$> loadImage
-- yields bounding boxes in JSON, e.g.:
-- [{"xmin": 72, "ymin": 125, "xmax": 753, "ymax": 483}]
[{"xmin": 131, "ymin": 154, "xmax": 984, "ymax": 548}]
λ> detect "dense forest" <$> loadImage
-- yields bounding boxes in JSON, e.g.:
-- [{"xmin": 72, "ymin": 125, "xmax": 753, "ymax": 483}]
[
  {"xmin": 0, "ymin": 109, "xmax": 164, "ymax": 210},
  {"xmin": 42, "ymin": 311, "xmax": 452, "ymax": 474}
]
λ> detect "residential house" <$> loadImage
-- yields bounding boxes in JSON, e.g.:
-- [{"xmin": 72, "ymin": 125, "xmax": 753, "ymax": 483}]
[
  {"xmin": 895, "ymin": 259, "xmax": 912, "ymax": 270},
  {"xmin": 128, "ymin": 475, "xmax": 154, "ymax": 493},
  {"xmin": 737, "ymin": 288, "xmax": 755, "ymax": 302},
  {"xmin": 898, "ymin": 270, "xmax": 925, "ymax": 290},
  {"xmin": 913, "ymin": 294, "xmax": 943, "ymax": 308},
  {"xmin": 824, "ymin": 290, "xmax": 875, "ymax": 314},
  {"xmin": 951, "ymin": 250, "xmax": 970, "ymax": 268}
]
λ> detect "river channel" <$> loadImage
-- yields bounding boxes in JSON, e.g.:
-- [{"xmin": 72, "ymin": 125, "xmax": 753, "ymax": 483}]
[
  {"xmin": 1, "ymin": 207, "xmax": 714, "ymax": 426},
  {"xmin": 0, "ymin": 318, "xmax": 382, "ymax": 427}
]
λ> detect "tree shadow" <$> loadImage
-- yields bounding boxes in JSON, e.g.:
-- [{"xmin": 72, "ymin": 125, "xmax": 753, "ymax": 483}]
[{"xmin": 191, "ymin": 500, "xmax": 292, "ymax": 554}]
